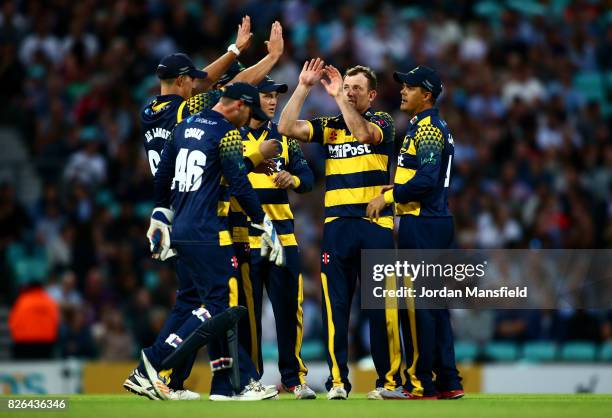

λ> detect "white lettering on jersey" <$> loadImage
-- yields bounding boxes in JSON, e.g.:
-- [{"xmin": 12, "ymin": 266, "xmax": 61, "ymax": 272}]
[
  {"xmin": 144, "ymin": 127, "xmax": 171, "ymax": 143},
  {"xmin": 185, "ymin": 128, "xmax": 205, "ymax": 140},
  {"xmin": 194, "ymin": 118, "xmax": 218, "ymax": 125},
  {"xmin": 327, "ymin": 143, "xmax": 372, "ymax": 159}
]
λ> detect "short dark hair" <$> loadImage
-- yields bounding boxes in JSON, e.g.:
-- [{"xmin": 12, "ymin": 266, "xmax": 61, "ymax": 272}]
[
  {"xmin": 420, "ymin": 87, "xmax": 436, "ymax": 105},
  {"xmin": 344, "ymin": 65, "xmax": 377, "ymax": 90}
]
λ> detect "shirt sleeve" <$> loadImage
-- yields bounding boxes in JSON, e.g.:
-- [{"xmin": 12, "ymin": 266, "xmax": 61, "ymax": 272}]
[
  {"xmin": 154, "ymin": 133, "xmax": 178, "ymax": 209},
  {"xmin": 286, "ymin": 138, "xmax": 314, "ymax": 193},
  {"xmin": 306, "ymin": 117, "xmax": 329, "ymax": 144},
  {"xmin": 370, "ymin": 111, "xmax": 395, "ymax": 145},
  {"xmin": 242, "ymin": 139, "xmax": 264, "ymax": 172},
  {"xmin": 393, "ymin": 124, "xmax": 444, "ymax": 203},
  {"xmin": 219, "ymin": 129, "xmax": 265, "ymax": 224},
  {"xmin": 184, "ymin": 90, "xmax": 223, "ymax": 116}
]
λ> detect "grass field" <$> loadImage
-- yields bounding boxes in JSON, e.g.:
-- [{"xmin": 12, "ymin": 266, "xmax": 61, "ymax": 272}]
[{"xmin": 1, "ymin": 394, "xmax": 612, "ymax": 418}]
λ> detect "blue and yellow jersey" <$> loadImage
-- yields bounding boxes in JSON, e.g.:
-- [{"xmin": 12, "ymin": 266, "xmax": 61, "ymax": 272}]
[
  {"xmin": 141, "ymin": 90, "xmax": 224, "ymax": 176},
  {"xmin": 306, "ymin": 109, "xmax": 395, "ymax": 228},
  {"xmin": 153, "ymin": 109, "xmax": 265, "ymax": 246},
  {"xmin": 385, "ymin": 108, "xmax": 454, "ymax": 217},
  {"xmin": 230, "ymin": 121, "xmax": 314, "ymax": 249}
]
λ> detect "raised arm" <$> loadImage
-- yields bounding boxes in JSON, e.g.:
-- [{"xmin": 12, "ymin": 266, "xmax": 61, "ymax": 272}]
[
  {"xmin": 195, "ymin": 16, "xmax": 253, "ymax": 93},
  {"xmin": 278, "ymin": 58, "xmax": 325, "ymax": 141},
  {"xmin": 320, "ymin": 65, "xmax": 382, "ymax": 144},
  {"xmin": 230, "ymin": 21, "xmax": 284, "ymax": 85}
]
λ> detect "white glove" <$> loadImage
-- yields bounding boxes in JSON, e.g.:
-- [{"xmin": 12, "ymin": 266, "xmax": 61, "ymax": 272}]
[
  {"xmin": 146, "ymin": 207, "xmax": 177, "ymax": 260},
  {"xmin": 251, "ymin": 214, "xmax": 284, "ymax": 266}
]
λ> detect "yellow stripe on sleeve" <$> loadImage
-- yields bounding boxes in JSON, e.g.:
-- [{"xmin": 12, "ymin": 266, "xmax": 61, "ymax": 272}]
[
  {"xmin": 306, "ymin": 120, "xmax": 314, "ymax": 142},
  {"xmin": 396, "ymin": 202, "xmax": 421, "ymax": 216},
  {"xmin": 176, "ymin": 100, "xmax": 187, "ymax": 123},
  {"xmin": 394, "ymin": 166, "xmax": 416, "ymax": 185},
  {"xmin": 369, "ymin": 122, "xmax": 384, "ymax": 145}
]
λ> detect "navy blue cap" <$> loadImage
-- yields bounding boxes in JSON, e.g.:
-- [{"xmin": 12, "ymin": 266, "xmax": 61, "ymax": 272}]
[
  {"xmin": 215, "ymin": 61, "xmax": 246, "ymax": 87},
  {"xmin": 156, "ymin": 53, "xmax": 207, "ymax": 80},
  {"xmin": 221, "ymin": 82, "xmax": 268, "ymax": 121},
  {"xmin": 257, "ymin": 76, "xmax": 288, "ymax": 94},
  {"xmin": 393, "ymin": 66, "xmax": 442, "ymax": 99}
]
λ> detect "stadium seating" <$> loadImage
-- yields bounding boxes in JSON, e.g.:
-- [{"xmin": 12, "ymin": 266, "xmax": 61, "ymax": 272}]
[
  {"xmin": 598, "ymin": 342, "xmax": 612, "ymax": 362},
  {"xmin": 522, "ymin": 342, "xmax": 557, "ymax": 362},
  {"xmin": 484, "ymin": 342, "xmax": 519, "ymax": 362},
  {"xmin": 560, "ymin": 342, "xmax": 597, "ymax": 362},
  {"xmin": 454, "ymin": 341, "xmax": 479, "ymax": 363}
]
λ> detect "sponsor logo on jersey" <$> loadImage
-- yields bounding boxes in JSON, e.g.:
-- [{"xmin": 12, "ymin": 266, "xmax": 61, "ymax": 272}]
[
  {"xmin": 192, "ymin": 307, "xmax": 212, "ymax": 322},
  {"xmin": 371, "ymin": 116, "xmax": 389, "ymax": 129},
  {"xmin": 194, "ymin": 117, "xmax": 218, "ymax": 125},
  {"xmin": 328, "ymin": 142, "xmax": 372, "ymax": 158},
  {"xmin": 322, "ymin": 252, "xmax": 330, "ymax": 264},
  {"xmin": 164, "ymin": 333, "xmax": 183, "ymax": 348}
]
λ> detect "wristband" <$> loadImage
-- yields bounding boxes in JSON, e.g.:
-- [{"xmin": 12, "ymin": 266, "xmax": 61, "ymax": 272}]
[{"xmin": 227, "ymin": 43, "xmax": 240, "ymax": 57}]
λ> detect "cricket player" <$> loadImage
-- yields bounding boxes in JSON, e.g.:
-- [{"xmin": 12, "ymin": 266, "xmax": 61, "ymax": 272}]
[
  {"xmin": 278, "ymin": 59, "xmax": 403, "ymax": 400},
  {"xmin": 148, "ymin": 82, "xmax": 284, "ymax": 401},
  {"xmin": 234, "ymin": 77, "xmax": 316, "ymax": 399},
  {"xmin": 126, "ymin": 19, "xmax": 285, "ymax": 400},
  {"xmin": 367, "ymin": 66, "xmax": 464, "ymax": 399}
]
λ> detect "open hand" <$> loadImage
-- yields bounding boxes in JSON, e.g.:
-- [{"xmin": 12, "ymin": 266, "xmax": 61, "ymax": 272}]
[
  {"xmin": 320, "ymin": 65, "xmax": 343, "ymax": 98},
  {"xmin": 274, "ymin": 170, "xmax": 296, "ymax": 189},
  {"xmin": 299, "ymin": 58, "xmax": 325, "ymax": 88},
  {"xmin": 265, "ymin": 21, "xmax": 284, "ymax": 58},
  {"xmin": 235, "ymin": 15, "xmax": 253, "ymax": 52}
]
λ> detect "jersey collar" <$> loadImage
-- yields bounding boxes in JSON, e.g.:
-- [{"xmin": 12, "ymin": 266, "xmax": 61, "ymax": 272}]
[
  {"xmin": 155, "ymin": 93, "xmax": 183, "ymax": 102},
  {"xmin": 244, "ymin": 120, "xmax": 273, "ymax": 136},
  {"xmin": 410, "ymin": 107, "xmax": 438, "ymax": 126},
  {"xmin": 362, "ymin": 107, "xmax": 375, "ymax": 118}
]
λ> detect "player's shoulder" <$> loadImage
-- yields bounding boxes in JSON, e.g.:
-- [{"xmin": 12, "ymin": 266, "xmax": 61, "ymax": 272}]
[
  {"xmin": 185, "ymin": 90, "xmax": 222, "ymax": 114},
  {"xmin": 186, "ymin": 108, "xmax": 230, "ymax": 128},
  {"xmin": 312, "ymin": 113, "xmax": 341, "ymax": 127},
  {"xmin": 141, "ymin": 95, "xmax": 182, "ymax": 118},
  {"xmin": 415, "ymin": 119, "xmax": 445, "ymax": 144},
  {"xmin": 367, "ymin": 109, "xmax": 394, "ymax": 129}
]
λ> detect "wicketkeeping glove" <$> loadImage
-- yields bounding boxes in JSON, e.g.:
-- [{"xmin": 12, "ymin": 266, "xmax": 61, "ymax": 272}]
[
  {"xmin": 251, "ymin": 214, "xmax": 285, "ymax": 266},
  {"xmin": 146, "ymin": 207, "xmax": 177, "ymax": 260}
]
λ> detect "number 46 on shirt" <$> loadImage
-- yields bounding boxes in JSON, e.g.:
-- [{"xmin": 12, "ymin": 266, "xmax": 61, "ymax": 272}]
[{"xmin": 172, "ymin": 148, "xmax": 207, "ymax": 192}]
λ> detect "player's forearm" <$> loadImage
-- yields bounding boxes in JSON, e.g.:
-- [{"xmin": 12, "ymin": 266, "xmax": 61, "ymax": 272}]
[
  {"xmin": 230, "ymin": 53, "xmax": 280, "ymax": 86},
  {"xmin": 278, "ymin": 84, "xmax": 311, "ymax": 140},
  {"xmin": 195, "ymin": 52, "xmax": 238, "ymax": 93},
  {"xmin": 335, "ymin": 96, "xmax": 377, "ymax": 144}
]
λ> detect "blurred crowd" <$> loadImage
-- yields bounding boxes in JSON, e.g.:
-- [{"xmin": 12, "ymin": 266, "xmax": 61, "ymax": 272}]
[{"xmin": 0, "ymin": 0, "xmax": 610, "ymax": 361}]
